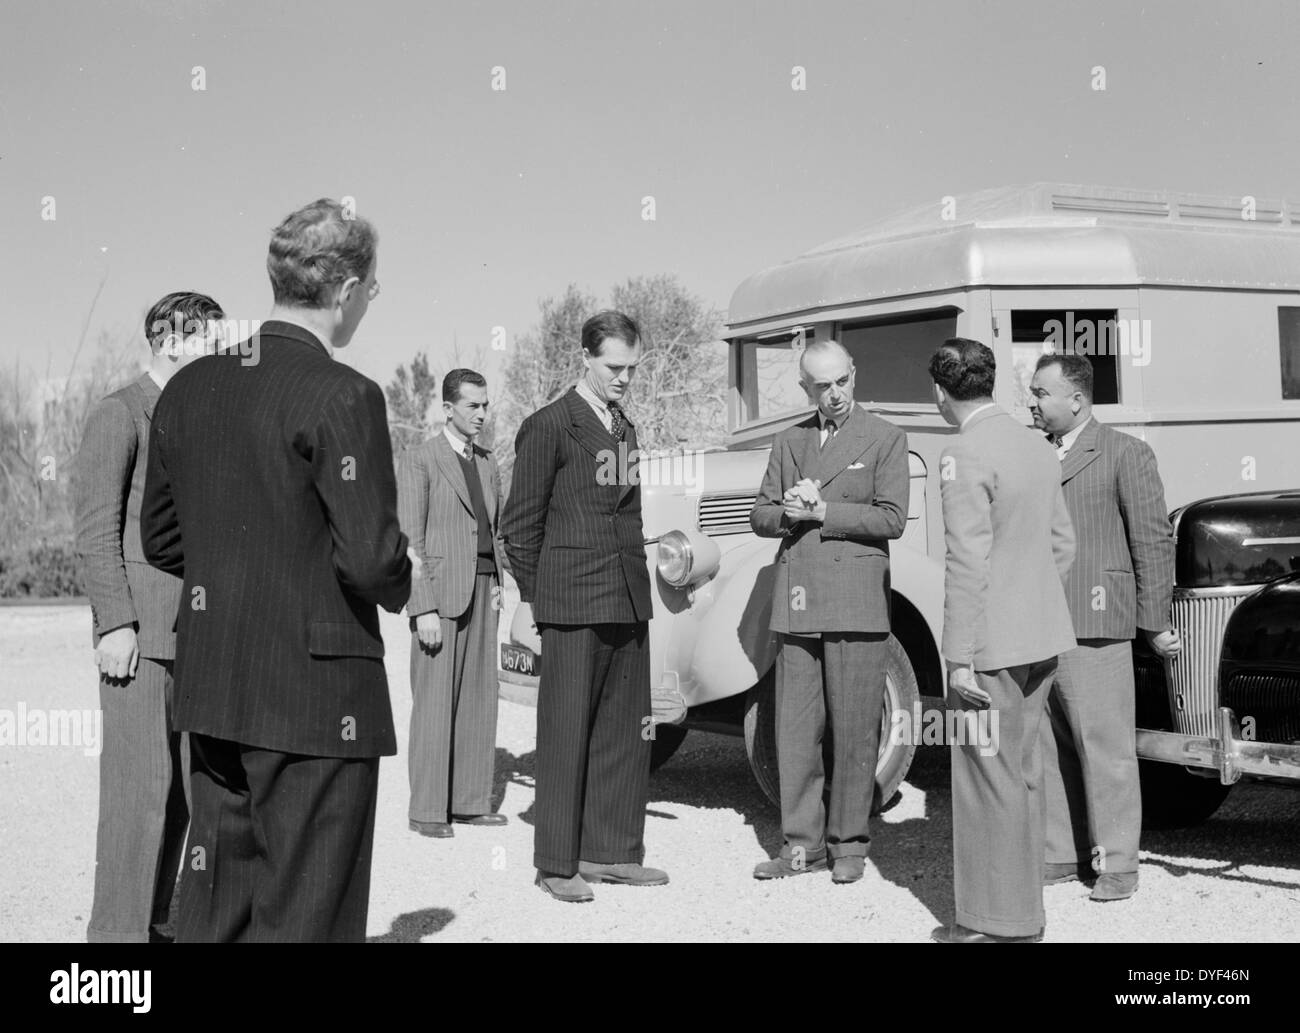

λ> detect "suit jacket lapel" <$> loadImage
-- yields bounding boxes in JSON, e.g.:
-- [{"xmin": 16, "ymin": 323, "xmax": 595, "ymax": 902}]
[
  {"xmin": 136, "ymin": 373, "xmax": 161, "ymax": 423},
  {"xmin": 794, "ymin": 416, "xmax": 821, "ymax": 482},
  {"xmin": 474, "ymin": 448, "xmax": 496, "ymax": 514},
  {"xmin": 618, "ymin": 422, "xmax": 640, "ymax": 505},
  {"xmin": 810, "ymin": 406, "xmax": 873, "ymax": 488},
  {"xmin": 1060, "ymin": 417, "xmax": 1103, "ymax": 484},
  {"xmin": 433, "ymin": 434, "xmax": 473, "ymax": 514},
  {"xmin": 563, "ymin": 388, "xmax": 617, "ymax": 461}
]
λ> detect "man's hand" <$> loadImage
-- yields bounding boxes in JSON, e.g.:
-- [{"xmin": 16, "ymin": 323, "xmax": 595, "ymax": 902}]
[
  {"xmin": 95, "ymin": 626, "xmax": 139, "ymax": 681},
  {"xmin": 783, "ymin": 478, "xmax": 826, "ymax": 523},
  {"xmin": 407, "ymin": 547, "xmax": 424, "ymax": 580},
  {"xmin": 948, "ymin": 663, "xmax": 990, "ymax": 708},
  {"xmin": 1146, "ymin": 627, "xmax": 1183, "ymax": 659},
  {"xmin": 415, "ymin": 611, "xmax": 442, "ymax": 653}
]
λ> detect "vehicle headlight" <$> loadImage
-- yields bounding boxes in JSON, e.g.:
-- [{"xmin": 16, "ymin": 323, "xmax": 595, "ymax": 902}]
[{"xmin": 656, "ymin": 528, "xmax": 720, "ymax": 588}]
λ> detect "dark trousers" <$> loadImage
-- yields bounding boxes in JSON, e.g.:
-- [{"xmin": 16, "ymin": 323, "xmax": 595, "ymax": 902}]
[
  {"xmin": 776, "ymin": 631, "xmax": 888, "ymax": 861},
  {"xmin": 408, "ymin": 572, "xmax": 499, "ymax": 823},
  {"xmin": 88, "ymin": 657, "xmax": 189, "ymax": 943},
  {"xmin": 1041, "ymin": 639, "xmax": 1141, "ymax": 876},
  {"xmin": 951, "ymin": 659, "xmax": 1056, "ymax": 937},
  {"xmin": 534, "ymin": 622, "xmax": 650, "ymax": 876},
  {"xmin": 177, "ymin": 733, "xmax": 379, "ymax": 943}
]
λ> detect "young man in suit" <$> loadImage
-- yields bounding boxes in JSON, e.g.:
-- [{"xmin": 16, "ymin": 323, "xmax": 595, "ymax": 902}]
[
  {"xmin": 929, "ymin": 338, "xmax": 1076, "ymax": 944},
  {"xmin": 398, "ymin": 368, "xmax": 508, "ymax": 838},
  {"xmin": 1029, "ymin": 354, "xmax": 1180, "ymax": 902},
  {"xmin": 76, "ymin": 290, "xmax": 224, "ymax": 942},
  {"xmin": 749, "ymin": 340, "xmax": 909, "ymax": 884},
  {"xmin": 142, "ymin": 199, "xmax": 412, "ymax": 942},
  {"xmin": 501, "ymin": 310, "xmax": 667, "ymax": 903}
]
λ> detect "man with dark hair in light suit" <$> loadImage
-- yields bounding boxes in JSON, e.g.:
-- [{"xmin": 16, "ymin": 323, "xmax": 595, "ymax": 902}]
[{"xmin": 929, "ymin": 338, "xmax": 1076, "ymax": 944}]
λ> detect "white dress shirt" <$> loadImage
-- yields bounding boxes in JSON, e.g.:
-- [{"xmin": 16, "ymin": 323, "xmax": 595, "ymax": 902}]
[
  {"xmin": 443, "ymin": 425, "xmax": 472, "ymax": 459},
  {"xmin": 1051, "ymin": 419, "xmax": 1088, "ymax": 460},
  {"xmin": 575, "ymin": 379, "xmax": 614, "ymax": 432}
]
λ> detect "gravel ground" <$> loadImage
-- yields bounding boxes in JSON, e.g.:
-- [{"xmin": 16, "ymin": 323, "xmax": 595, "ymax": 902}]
[{"xmin": 3, "ymin": 604, "xmax": 1299, "ymax": 943}]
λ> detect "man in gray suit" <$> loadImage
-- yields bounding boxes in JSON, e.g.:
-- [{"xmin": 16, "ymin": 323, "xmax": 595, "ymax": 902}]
[
  {"xmin": 929, "ymin": 338, "xmax": 1076, "ymax": 943},
  {"xmin": 1029, "ymin": 354, "xmax": 1180, "ymax": 902},
  {"xmin": 75, "ymin": 290, "xmax": 224, "ymax": 941},
  {"xmin": 750, "ymin": 339, "xmax": 909, "ymax": 884},
  {"xmin": 398, "ymin": 368, "xmax": 508, "ymax": 839}
]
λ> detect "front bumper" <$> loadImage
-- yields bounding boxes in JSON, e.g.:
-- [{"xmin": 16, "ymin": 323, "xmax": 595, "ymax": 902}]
[{"xmin": 1136, "ymin": 706, "xmax": 1300, "ymax": 784}]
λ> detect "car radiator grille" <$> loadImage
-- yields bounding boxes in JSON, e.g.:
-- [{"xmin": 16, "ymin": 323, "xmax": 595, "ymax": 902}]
[
  {"xmin": 1222, "ymin": 672, "xmax": 1300, "ymax": 744},
  {"xmin": 698, "ymin": 492, "xmax": 758, "ymax": 536},
  {"xmin": 1167, "ymin": 587, "xmax": 1256, "ymax": 737}
]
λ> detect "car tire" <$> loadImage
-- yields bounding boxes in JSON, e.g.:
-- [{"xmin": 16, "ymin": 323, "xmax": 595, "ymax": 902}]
[
  {"xmin": 649, "ymin": 723, "xmax": 689, "ymax": 773},
  {"xmin": 1138, "ymin": 760, "xmax": 1233, "ymax": 829},
  {"xmin": 742, "ymin": 634, "xmax": 921, "ymax": 814}
]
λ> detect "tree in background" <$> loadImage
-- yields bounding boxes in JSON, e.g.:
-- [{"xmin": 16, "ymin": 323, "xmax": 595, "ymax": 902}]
[{"xmin": 495, "ymin": 275, "xmax": 726, "ymax": 493}]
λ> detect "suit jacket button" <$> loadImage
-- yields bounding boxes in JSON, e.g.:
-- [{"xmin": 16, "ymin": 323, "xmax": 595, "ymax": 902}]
[{"xmin": 834, "ymin": 555, "xmax": 840, "ymax": 562}]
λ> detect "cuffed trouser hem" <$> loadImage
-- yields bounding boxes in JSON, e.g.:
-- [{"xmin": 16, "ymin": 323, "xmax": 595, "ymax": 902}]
[
  {"xmin": 410, "ymin": 813, "xmax": 449, "ymax": 824},
  {"xmin": 1046, "ymin": 856, "xmax": 1138, "ymax": 877},
  {"xmin": 827, "ymin": 844, "xmax": 870, "ymax": 860},
  {"xmin": 955, "ymin": 907, "xmax": 1044, "ymax": 938},
  {"xmin": 87, "ymin": 927, "xmax": 150, "ymax": 944}
]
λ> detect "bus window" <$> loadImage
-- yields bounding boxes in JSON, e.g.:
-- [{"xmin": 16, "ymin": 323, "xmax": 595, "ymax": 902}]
[
  {"xmin": 836, "ymin": 309, "xmax": 959, "ymax": 404},
  {"xmin": 1010, "ymin": 309, "xmax": 1121, "ymax": 406},
  {"xmin": 735, "ymin": 328, "xmax": 812, "ymax": 423},
  {"xmin": 1280, "ymin": 307, "xmax": 1300, "ymax": 400}
]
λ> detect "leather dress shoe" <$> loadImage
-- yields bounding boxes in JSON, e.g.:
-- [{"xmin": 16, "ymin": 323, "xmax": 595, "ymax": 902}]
[
  {"xmin": 831, "ymin": 857, "xmax": 866, "ymax": 884},
  {"xmin": 753, "ymin": 854, "xmax": 829, "ymax": 880},
  {"xmin": 1090, "ymin": 872, "xmax": 1138, "ymax": 902},
  {"xmin": 1044, "ymin": 862, "xmax": 1084, "ymax": 885},
  {"xmin": 932, "ymin": 923, "xmax": 1043, "ymax": 943},
  {"xmin": 536, "ymin": 871, "xmax": 595, "ymax": 903},
  {"xmin": 451, "ymin": 813, "xmax": 508, "ymax": 826},
  {"xmin": 577, "ymin": 861, "xmax": 669, "ymax": 886},
  {"xmin": 409, "ymin": 820, "xmax": 454, "ymax": 838}
]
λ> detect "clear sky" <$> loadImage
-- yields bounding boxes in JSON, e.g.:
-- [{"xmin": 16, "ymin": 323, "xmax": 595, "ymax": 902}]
[{"xmin": 2, "ymin": 0, "xmax": 1296, "ymax": 391}]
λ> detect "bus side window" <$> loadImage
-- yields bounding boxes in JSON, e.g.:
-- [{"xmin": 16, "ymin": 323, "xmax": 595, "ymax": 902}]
[
  {"xmin": 1010, "ymin": 309, "xmax": 1121, "ymax": 405},
  {"xmin": 1279, "ymin": 307, "xmax": 1300, "ymax": 400}
]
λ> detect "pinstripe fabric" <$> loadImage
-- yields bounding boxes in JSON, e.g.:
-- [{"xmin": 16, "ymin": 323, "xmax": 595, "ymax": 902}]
[
  {"xmin": 750, "ymin": 404, "xmax": 909, "ymax": 634},
  {"xmin": 503, "ymin": 385, "xmax": 653, "ymax": 876},
  {"xmin": 408, "ymin": 571, "xmax": 500, "ymax": 823},
  {"xmin": 1054, "ymin": 418, "xmax": 1175, "ymax": 638},
  {"xmin": 87, "ymin": 658, "xmax": 189, "ymax": 942},
  {"xmin": 939, "ymin": 407, "xmax": 1077, "ymax": 669},
  {"xmin": 397, "ymin": 434, "xmax": 507, "ymax": 620},
  {"xmin": 1041, "ymin": 418, "xmax": 1173, "ymax": 876},
  {"xmin": 534, "ymin": 622, "xmax": 650, "ymax": 876},
  {"xmin": 75, "ymin": 374, "xmax": 184, "ymax": 658},
  {"xmin": 141, "ymin": 322, "xmax": 412, "ymax": 758},
  {"xmin": 500, "ymin": 388, "xmax": 652, "ymax": 624},
  {"xmin": 177, "ymin": 733, "xmax": 379, "ymax": 943}
]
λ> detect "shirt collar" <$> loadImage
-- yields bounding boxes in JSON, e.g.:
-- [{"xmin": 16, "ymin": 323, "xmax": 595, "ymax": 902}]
[
  {"xmin": 1056, "ymin": 418, "xmax": 1089, "ymax": 450},
  {"xmin": 574, "ymin": 378, "xmax": 608, "ymax": 415},
  {"xmin": 819, "ymin": 404, "xmax": 854, "ymax": 431},
  {"xmin": 145, "ymin": 369, "xmax": 166, "ymax": 392},
  {"xmin": 959, "ymin": 402, "xmax": 997, "ymax": 430},
  {"xmin": 443, "ymin": 425, "xmax": 470, "ymax": 459}
]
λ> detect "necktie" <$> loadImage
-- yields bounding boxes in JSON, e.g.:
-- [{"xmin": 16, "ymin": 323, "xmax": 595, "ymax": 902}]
[
  {"xmin": 822, "ymin": 419, "xmax": 836, "ymax": 449},
  {"xmin": 608, "ymin": 402, "xmax": 626, "ymax": 442}
]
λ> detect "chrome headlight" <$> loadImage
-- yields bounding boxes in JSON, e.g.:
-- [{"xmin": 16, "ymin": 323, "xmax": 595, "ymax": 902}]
[{"xmin": 656, "ymin": 528, "xmax": 720, "ymax": 588}]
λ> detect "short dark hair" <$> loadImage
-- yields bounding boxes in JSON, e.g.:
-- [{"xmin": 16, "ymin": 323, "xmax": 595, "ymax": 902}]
[
  {"xmin": 1034, "ymin": 353, "xmax": 1094, "ymax": 401},
  {"xmin": 267, "ymin": 198, "xmax": 377, "ymax": 309},
  {"xmin": 144, "ymin": 291, "xmax": 224, "ymax": 350},
  {"xmin": 443, "ymin": 368, "xmax": 487, "ymax": 404},
  {"xmin": 581, "ymin": 310, "xmax": 640, "ymax": 355},
  {"xmin": 928, "ymin": 337, "xmax": 996, "ymax": 401}
]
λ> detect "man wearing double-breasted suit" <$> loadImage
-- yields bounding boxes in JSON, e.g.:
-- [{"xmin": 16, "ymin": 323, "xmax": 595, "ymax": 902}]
[
  {"xmin": 1029, "ymin": 354, "xmax": 1179, "ymax": 903},
  {"xmin": 398, "ymin": 368, "xmax": 509, "ymax": 838},
  {"xmin": 749, "ymin": 339, "xmax": 909, "ymax": 885}
]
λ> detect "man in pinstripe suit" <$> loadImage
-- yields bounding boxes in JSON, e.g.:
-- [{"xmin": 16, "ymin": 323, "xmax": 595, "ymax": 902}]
[
  {"xmin": 501, "ymin": 310, "xmax": 667, "ymax": 903},
  {"xmin": 1029, "ymin": 354, "xmax": 1180, "ymax": 902},
  {"xmin": 398, "ymin": 368, "xmax": 508, "ymax": 838},
  {"xmin": 76, "ymin": 290, "xmax": 224, "ymax": 942},
  {"xmin": 142, "ymin": 199, "xmax": 412, "ymax": 942}
]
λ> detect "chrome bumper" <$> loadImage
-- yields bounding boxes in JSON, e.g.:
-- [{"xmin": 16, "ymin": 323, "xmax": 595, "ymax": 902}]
[{"xmin": 1136, "ymin": 706, "xmax": 1300, "ymax": 783}]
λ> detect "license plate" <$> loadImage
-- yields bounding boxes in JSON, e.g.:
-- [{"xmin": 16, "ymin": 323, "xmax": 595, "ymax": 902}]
[{"xmin": 500, "ymin": 642, "xmax": 539, "ymax": 677}]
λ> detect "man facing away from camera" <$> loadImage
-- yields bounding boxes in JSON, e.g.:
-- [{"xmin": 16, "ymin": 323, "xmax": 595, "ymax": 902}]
[
  {"xmin": 749, "ymin": 339, "xmax": 909, "ymax": 885},
  {"xmin": 398, "ymin": 368, "xmax": 509, "ymax": 839},
  {"xmin": 501, "ymin": 310, "xmax": 667, "ymax": 903},
  {"xmin": 142, "ymin": 199, "xmax": 411, "ymax": 942},
  {"xmin": 929, "ymin": 338, "xmax": 1076, "ymax": 944},
  {"xmin": 76, "ymin": 291, "xmax": 224, "ymax": 942},
  {"xmin": 1028, "ymin": 353, "xmax": 1179, "ymax": 902}
]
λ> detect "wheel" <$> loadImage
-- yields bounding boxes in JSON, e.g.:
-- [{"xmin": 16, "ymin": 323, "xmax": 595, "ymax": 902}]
[
  {"xmin": 742, "ymin": 634, "xmax": 921, "ymax": 814},
  {"xmin": 649, "ymin": 723, "xmax": 688, "ymax": 773},
  {"xmin": 1138, "ymin": 760, "xmax": 1233, "ymax": 829}
]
